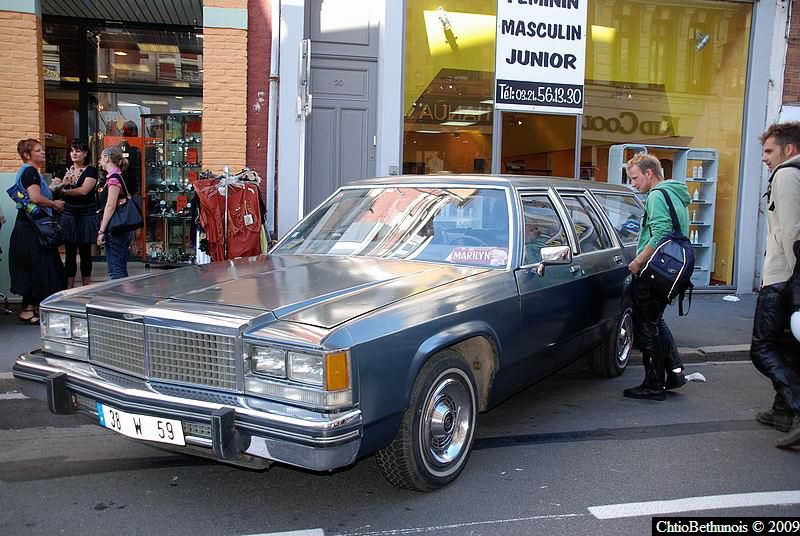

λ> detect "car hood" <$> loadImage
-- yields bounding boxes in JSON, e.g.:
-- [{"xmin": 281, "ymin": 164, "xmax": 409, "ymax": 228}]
[{"xmin": 97, "ymin": 255, "xmax": 489, "ymax": 328}]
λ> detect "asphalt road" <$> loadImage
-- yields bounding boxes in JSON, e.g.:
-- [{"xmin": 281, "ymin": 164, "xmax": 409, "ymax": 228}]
[{"xmin": 2, "ymin": 361, "xmax": 799, "ymax": 536}]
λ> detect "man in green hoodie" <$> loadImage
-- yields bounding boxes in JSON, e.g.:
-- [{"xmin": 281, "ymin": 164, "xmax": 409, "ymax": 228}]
[{"xmin": 623, "ymin": 153, "xmax": 691, "ymax": 401}]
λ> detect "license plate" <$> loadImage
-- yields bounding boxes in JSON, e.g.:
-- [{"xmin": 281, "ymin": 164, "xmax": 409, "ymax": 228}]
[{"xmin": 96, "ymin": 402, "xmax": 186, "ymax": 446}]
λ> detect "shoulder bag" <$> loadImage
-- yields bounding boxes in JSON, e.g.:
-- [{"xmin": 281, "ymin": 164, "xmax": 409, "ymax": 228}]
[
  {"xmin": 107, "ymin": 175, "xmax": 143, "ymax": 235},
  {"xmin": 640, "ymin": 188, "xmax": 694, "ymax": 316}
]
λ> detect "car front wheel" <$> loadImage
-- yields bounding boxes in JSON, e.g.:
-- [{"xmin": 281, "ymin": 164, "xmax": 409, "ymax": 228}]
[
  {"xmin": 589, "ymin": 305, "xmax": 633, "ymax": 377},
  {"xmin": 375, "ymin": 350, "xmax": 477, "ymax": 491}
]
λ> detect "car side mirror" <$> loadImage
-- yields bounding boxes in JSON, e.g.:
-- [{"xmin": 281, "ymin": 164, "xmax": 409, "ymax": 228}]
[{"xmin": 534, "ymin": 245, "xmax": 572, "ymax": 277}]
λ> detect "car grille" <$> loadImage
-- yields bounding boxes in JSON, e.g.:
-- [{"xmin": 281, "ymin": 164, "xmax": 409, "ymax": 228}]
[
  {"xmin": 88, "ymin": 314, "xmax": 238, "ymax": 391},
  {"xmin": 147, "ymin": 326, "xmax": 237, "ymax": 390},
  {"xmin": 88, "ymin": 315, "xmax": 146, "ymax": 376}
]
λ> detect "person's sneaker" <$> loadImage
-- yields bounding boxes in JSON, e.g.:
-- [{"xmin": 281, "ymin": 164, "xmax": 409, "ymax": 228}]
[
  {"xmin": 665, "ymin": 370, "xmax": 687, "ymax": 390},
  {"xmin": 776, "ymin": 416, "xmax": 800, "ymax": 449},
  {"xmin": 623, "ymin": 384, "xmax": 666, "ymax": 401},
  {"xmin": 756, "ymin": 408, "xmax": 794, "ymax": 432}
]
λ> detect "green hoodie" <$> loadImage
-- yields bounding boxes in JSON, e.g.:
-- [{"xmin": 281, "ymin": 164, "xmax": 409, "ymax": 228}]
[{"xmin": 636, "ymin": 179, "xmax": 691, "ymax": 255}]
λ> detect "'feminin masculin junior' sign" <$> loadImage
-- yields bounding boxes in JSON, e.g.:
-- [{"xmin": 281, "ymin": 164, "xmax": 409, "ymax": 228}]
[{"xmin": 494, "ymin": 0, "xmax": 589, "ymax": 115}]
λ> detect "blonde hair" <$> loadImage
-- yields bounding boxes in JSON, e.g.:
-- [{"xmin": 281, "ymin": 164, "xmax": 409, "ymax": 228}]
[
  {"xmin": 626, "ymin": 153, "xmax": 664, "ymax": 180},
  {"xmin": 102, "ymin": 145, "xmax": 129, "ymax": 171}
]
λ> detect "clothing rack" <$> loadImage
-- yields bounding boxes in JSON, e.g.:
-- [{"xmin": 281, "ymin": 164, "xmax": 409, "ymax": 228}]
[{"xmin": 196, "ymin": 167, "xmax": 262, "ymax": 261}]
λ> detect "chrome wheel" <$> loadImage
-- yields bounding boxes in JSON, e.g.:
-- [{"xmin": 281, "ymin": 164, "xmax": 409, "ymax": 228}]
[
  {"xmin": 616, "ymin": 310, "xmax": 633, "ymax": 368},
  {"xmin": 375, "ymin": 351, "xmax": 478, "ymax": 490},
  {"xmin": 419, "ymin": 372, "xmax": 475, "ymax": 474}
]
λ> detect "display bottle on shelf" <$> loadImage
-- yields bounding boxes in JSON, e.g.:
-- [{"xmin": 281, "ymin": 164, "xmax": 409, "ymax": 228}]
[{"xmin": 693, "ymin": 188, "xmax": 700, "ymax": 201}]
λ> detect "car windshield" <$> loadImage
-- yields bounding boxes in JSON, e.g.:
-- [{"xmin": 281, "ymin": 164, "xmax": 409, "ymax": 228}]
[{"xmin": 273, "ymin": 187, "xmax": 511, "ymax": 268}]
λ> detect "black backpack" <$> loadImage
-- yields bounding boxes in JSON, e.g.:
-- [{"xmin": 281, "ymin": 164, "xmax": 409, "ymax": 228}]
[{"xmin": 640, "ymin": 188, "xmax": 694, "ymax": 316}]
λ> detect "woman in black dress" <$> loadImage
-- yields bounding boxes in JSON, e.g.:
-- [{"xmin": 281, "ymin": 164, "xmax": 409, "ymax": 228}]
[
  {"xmin": 8, "ymin": 139, "xmax": 66, "ymax": 324},
  {"xmin": 53, "ymin": 139, "xmax": 99, "ymax": 288}
]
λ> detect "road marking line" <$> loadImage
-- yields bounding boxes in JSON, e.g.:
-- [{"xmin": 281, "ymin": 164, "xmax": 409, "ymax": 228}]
[
  {"xmin": 242, "ymin": 531, "xmax": 325, "ymax": 536},
  {"xmin": 337, "ymin": 513, "xmax": 587, "ymax": 535},
  {"xmin": 589, "ymin": 490, "xmax": 800, "ymax": 519},
  {"xmin": 0, "ymin": 393, "xmax": 27, "ymax": 400}
]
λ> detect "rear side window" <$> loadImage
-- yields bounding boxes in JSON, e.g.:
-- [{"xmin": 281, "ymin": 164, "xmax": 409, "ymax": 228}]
[
  {"xmin": 520, "ymin": 195, "xmax": 568, "ymax": 265},
  {"xmin": 592, "ymin": 193, "xmax": 643, "ymax": 246},
  {"xmin": 559, "ymin": 194, "xmax": 614, "ymax": 253}
]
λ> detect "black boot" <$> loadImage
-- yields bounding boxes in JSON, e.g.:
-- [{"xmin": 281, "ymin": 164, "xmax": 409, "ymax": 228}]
[
  {"xmin": 623, "ymin": 383, "xmax": 666, "ymax": 400},
  {"xmin": 624, "ymin": 355, "xmax": 665, "ymax": 401},
  {"xmin": 665, "ymin": 370, "xmax": 687, "ymax": 390}
]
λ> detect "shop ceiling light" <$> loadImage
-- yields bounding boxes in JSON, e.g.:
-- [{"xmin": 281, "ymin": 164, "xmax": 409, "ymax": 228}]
[
  {"xmin": 591, "ymin": 25, "xmax": 616, "ymax": 44},
  {"xmin": 416, "ymin": 130, "xmax": 441, "ymax": 134},
  {"xmin": 111, "ymin": 63, "xmax": 150, "ymax": 72},
  {"xmin": 450, "ymin": 107, "xmax": 491, "ymax": 116},
  {"xmin": 441, "ymin": 121, "xmax": 475, "ymax": 127},
  {"xmin": 137, "ymin": 43, "xmax": 180, "ymax": 54},
  {"xmin": 114, "ymin": 51, "xmax": 128, "ymax": 56},
  {"xmin": 480, "ymin": 99, "xmax": 494, "ymax": 105},
  {"xmin": 694, "ymin": 31, "xmax": 711, "ymax": 51},
  {"xmin": 97, "ymin": 74, "xmax": 109, "ymax": 79},
  {"xmin": 142, "ymin": 100, "xmax": 169, "ymax": 105}
]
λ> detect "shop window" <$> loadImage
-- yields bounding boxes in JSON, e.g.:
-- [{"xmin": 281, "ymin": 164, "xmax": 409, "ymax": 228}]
[
  {"xmin": 580, "ymin": 0, "xmax": 752, "ymax": 286},
  {"xmin": 402, "ymin": 1, "xmax": 496, "ymax": 174},
  {"xmin": 91, "ymin": 28, "xmax": 202, "ymax": 88},
  {"xmin": 43, "ymin": 89, "xmax": 80, "ymax": 178},
  {"xmin": 42, "ymin": 22, "xmax": 84, "ymax": 84}
]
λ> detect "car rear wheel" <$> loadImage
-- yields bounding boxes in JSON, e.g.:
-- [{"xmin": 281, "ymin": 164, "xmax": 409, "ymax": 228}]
[
  {"xmin": 375, "ymin": 350, "xmax": 477, "ymax": 491},
  {"xmin": 589, "ymin": 305, "xmax": 633, "ymax": 378}
]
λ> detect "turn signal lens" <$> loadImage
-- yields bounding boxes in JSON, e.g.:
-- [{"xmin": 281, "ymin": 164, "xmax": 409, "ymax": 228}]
[{"xmin": 325, "ymin": 351, "xmax": 349, "ymax": 391}]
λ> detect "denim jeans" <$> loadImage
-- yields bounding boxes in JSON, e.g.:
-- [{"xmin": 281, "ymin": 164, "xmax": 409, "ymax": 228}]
[{"xmin": 105, "ymin": 231, "xmax": 132, "ymax": 279}]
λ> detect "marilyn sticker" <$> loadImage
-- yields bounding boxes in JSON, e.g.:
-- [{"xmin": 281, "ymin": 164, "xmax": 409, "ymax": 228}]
[{"xmin": 447, "ymin": 247, "xmax": 508, "ymax": 267}]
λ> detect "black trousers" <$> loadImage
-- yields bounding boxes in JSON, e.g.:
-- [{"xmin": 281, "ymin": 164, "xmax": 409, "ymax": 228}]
[
  {"xmin": 632, "ymin": 276, "xmax": 683, "ymax": 388},
  {"xmin": 64, "ymin": 242, "xmax": 93, "ymax": 279},
  {"xmin": 750, "ymin": 283, "xmax": 800, "ymax": 415}
]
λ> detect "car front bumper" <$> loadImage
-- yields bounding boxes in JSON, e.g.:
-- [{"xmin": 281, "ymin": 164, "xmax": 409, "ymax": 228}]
[{"xmin": 13, "ymin": 351, "xmax": 362, "ymax": 472}]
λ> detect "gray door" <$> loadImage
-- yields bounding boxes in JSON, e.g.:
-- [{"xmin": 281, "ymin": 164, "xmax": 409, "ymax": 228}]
[
  {"xmin": 305, "ymin": 58, "xmax": 377, "ymax": 213},
  {"xmin": 304, "ymin": 0, "xmax": 379, "ymax": 213}
]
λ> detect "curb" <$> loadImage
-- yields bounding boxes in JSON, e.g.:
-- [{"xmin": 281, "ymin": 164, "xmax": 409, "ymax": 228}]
[{"xmin": 630, "ymin": 344, "xmax": 750, "ymax": 365}]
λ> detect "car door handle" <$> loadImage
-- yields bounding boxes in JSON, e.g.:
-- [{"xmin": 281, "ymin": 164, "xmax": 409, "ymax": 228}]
[
  {"xmin": 614, "ymin": 255, "xmax": 624, "ymax": 264},
  {"xmin": 570, "ymin": 264, "xmax": 583, "ymax": 274}
]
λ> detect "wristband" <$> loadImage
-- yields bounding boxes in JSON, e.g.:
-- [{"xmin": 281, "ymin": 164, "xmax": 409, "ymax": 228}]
[{"xmin": 98, "ymin": 230, "xmax": 105, "ymax": 235}]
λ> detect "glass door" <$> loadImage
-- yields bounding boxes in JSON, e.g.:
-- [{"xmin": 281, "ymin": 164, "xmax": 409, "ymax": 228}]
[{"xmin": 498, "ymin": 113, "xmax": 578, "ymax": 178}]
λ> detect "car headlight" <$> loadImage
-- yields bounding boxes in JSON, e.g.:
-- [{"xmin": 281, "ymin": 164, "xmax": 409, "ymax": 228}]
[
  {"xmin": 250, "ymin": 346, "xmax": 286, "ymax": 378},
  {"xmin": 43, "ymin": 312, "xmax": 71, "ymax": 339},
  {"xmin": 71, "ymin": 317, "xmax": 89, "ymax": 342},
  {"xmin": 244, "ymin": 343, "xmax": 352, "ymax": 409},
  {"xmin": 288, "ymin": 351, "xmax": 323, "ymax": 386},
  {"xmin": 40, "ymin": 310, "xmax": 89, "ymax": 360}
]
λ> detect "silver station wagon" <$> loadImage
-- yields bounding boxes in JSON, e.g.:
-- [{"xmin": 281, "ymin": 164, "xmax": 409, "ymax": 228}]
[{"xmin": 14, "ymin": 175, "xmax": 643, "ymax": 491}]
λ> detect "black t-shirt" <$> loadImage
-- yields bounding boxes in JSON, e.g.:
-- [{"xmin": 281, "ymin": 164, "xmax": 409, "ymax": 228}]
[
  {"xmin": 16, "ymin": 166, "xmax": 41, "ymax": 221},
  {"xmin": 56, "ymin": 165, "xmax": 99, "ymax": 208}
]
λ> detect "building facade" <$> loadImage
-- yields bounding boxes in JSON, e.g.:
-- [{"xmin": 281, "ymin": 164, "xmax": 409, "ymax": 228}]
[{"xmin": 0, "ymin": 0, "xmax": 794, "ymax": 297}]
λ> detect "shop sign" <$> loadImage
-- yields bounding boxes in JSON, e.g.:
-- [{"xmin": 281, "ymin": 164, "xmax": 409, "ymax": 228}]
[
  {"xmin": 582, "ymin": 112, "xmax": 681, "ymax": 137},
  {"xmin": 43, "ymin": 62, "xmax": 60, "ymax": 82},
  {"xmin": 494, "ymin": 0, "xmax": 588, "ymax": 115}
]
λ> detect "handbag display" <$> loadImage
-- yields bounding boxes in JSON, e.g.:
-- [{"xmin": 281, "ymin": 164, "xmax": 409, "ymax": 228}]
[{"xmin": 107, "ymin": 177, "xmax": 144, "ymax": 235}]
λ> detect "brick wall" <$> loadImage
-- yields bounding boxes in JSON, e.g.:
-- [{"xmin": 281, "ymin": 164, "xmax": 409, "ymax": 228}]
[
  {"xmin": 0, "ymin": 11, "xmax": 43, "ymax": 172},
  {"xmin": 202, "ymin": 26, "xmax": 248, "ymax": 173},
  {"xmin": 246, "ymin": 0, "xmax": 271, "ymax": 186},
  {"xmin": 785, "ymin": 0, "xmax": 800, "ymax": 104}
]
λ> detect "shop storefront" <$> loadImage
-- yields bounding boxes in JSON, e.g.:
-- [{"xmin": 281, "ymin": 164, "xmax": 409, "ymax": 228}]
[
  {"xmin": 42, "ymin": 16, "xmax": 203, "ymax": 260},
  {"xmin": 402, "ymin": 0, "xmax": 754, "ymax": 289}
]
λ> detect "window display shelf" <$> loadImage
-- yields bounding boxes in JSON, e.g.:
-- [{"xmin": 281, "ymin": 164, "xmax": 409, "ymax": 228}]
[
  {"xmin": 141, "ymin": 112, "xmax": 201, "ymax": 266},
  {"xmin": 609, "ymin": 144, "xmax": 718, "ymax": 287}
]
